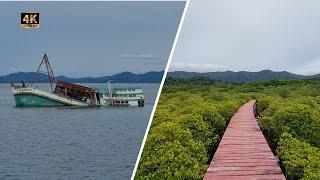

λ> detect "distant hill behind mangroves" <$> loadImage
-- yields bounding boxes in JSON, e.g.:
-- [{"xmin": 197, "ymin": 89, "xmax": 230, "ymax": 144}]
[
  {"xmin": 3, "ymin": 70, "xmax": 320, "ymax": 84},
  {"xmin": 0, "ymin": 71, "xmax": 164, "ymax": 83},
  {"xmin": 168, "ymin": 70, "xmax": 320, "ymax": 83}
]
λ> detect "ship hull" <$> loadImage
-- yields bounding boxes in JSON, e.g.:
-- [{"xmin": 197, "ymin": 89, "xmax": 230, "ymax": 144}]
[
  {"xmin": 14, "ymin": 94, "xmax": 65, "ymax": 106},
  {"xmin": 12, "ymin": 87, "xmax": 89, "ymax": 107}
]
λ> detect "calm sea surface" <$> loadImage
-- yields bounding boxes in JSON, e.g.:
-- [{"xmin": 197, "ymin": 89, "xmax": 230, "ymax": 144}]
[{"xmin": 0, "ymin": 83, "xmax": 159, "ymax": 180}]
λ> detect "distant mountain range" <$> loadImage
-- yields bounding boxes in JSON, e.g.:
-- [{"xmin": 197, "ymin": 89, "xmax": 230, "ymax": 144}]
[
  {"xmin": 2, "ymin": 70, "xmax": 320, "ymax": 84},
  {"xmin": 168, "ymin": 70, "xmax": 320, "ymax": 83},
  {"xmin": 0, "ymin": 71, "xmax": 164, "ymax": 83}
]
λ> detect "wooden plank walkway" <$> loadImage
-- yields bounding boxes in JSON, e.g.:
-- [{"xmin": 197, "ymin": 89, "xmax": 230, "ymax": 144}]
[{"xmin": 203, "ymin": 100, "xmax": 285, "ymax": 180}]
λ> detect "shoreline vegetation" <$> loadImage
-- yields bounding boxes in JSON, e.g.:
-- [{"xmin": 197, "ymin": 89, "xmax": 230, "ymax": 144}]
[{"xmin": 135, "ymin": 77, "xmax": 320, "ymax": 179}]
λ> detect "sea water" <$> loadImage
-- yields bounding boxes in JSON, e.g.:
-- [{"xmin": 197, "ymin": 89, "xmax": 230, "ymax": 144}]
[{"xmin": 0, "ymin": 83, "xmax": 159, "ymax": 179}]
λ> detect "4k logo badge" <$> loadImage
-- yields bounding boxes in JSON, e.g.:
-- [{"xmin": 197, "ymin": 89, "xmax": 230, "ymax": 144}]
[{"xmin": 21, "ymin": 12, "xmax": 40, "ymax": 29}]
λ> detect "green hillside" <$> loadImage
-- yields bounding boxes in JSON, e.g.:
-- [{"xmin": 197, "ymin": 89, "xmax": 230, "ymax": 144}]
[{"xmin": 168, "ymin": 70, "xmax": 320, "ymax": 83}]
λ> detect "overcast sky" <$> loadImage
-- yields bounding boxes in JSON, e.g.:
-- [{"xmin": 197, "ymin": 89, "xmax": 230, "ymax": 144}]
[
  {"xmin": 0, "ymin": 1, "xmax": 185, "ymax": 77},
  {"xmin": 171, "ymin": 0, "xmax": 320, "ymax": 75}
]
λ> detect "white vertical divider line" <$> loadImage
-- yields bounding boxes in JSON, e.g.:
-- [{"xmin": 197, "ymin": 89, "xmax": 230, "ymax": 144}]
[{"xmin": 130, "ymin": 0, "xmax": 190, "ymax": 179}]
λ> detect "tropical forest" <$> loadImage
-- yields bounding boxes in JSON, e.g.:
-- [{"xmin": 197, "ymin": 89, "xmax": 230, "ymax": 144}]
[{"xmin": 136, "ymin": 76, "xmax": 320, "ymax": 180}]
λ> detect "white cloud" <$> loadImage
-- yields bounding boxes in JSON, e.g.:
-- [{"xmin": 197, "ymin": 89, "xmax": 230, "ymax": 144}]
[
  {"xmin": 170, "ymin": 62, "xmax": 228, "ymax": 72},
  {"xmin": 120, "ymin": 53, "xmax": 158, "ymax": 60},
  {"xmin": 295, "ymin": 58, "xmax": 320, "ymax": 75},
  {"xmin": 172, "ymin": 0, "xmax": 320, "ymax": 74}
]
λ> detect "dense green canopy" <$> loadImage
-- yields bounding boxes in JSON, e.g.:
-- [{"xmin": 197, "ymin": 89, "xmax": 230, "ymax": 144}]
[{"xmin": 136, "ymin": 77, "xmax": 320, "ymax": 180}]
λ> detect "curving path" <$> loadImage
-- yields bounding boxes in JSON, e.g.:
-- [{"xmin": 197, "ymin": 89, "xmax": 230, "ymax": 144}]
[{"xmin": 203, "ymin": 100, "xmax": 286, "ymax": 180}]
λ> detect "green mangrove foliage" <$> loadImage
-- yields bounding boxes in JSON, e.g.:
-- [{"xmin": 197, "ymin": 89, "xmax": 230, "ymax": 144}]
[
  {"xmin": 136, "ymin": 77, "xmax": 320, "ymax": 180},
  {"xmin": 278, "ymin": 133, "xmax": 320, "ymax": 180}
]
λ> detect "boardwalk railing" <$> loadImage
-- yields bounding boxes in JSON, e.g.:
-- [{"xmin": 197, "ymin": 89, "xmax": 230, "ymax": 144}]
[{"xmin": 203, "ymin": 100, "xmax": 285, "ymax": 180}]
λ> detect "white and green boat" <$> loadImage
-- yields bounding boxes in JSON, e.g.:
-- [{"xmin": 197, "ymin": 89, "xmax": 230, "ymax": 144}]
[{"xmin": 11, "ymin": 54, "xmax": 144, "ymax": 107}]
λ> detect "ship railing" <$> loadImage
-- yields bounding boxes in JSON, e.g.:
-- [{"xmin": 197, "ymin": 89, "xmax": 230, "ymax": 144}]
[{"xmin": 114, "ymin": 90, "xmax": 143, "ymax": 94}]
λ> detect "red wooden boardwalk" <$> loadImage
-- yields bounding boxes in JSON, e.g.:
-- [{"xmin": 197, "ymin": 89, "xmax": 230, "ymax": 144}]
[{"xmin": 203, "ymin": 100, "xmax": 285, "ymax": 180}]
